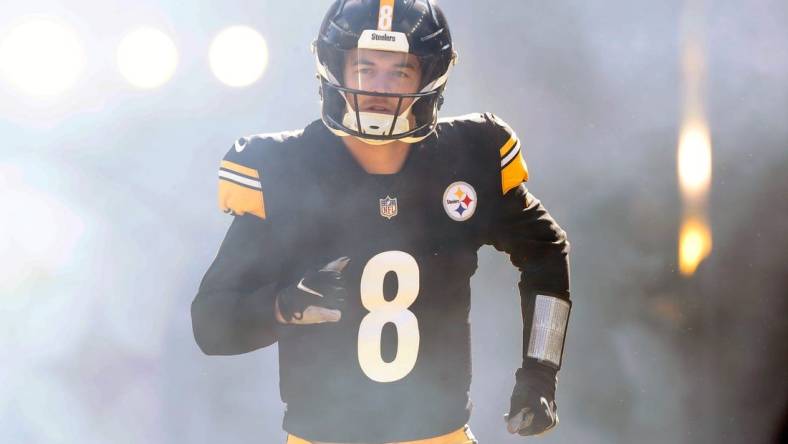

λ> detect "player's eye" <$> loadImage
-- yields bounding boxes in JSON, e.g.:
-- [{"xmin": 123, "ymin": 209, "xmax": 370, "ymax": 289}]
[{"xmin": 391, "ymin": 71, "xmax": 410, "ymax": 79}]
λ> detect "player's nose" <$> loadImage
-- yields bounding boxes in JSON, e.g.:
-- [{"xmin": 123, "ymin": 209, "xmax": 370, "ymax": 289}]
[{"xmin": 365, "ymin": 73, "xmax": 395, "ymax": 93}]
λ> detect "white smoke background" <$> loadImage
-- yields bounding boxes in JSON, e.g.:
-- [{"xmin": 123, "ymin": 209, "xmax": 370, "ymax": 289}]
[{"xmin": 1, "ymin": 0, "xmax": 786, "ymax": 443}]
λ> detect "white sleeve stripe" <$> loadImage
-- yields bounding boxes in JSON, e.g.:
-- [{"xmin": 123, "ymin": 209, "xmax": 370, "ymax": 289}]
[
  {"xmin": 500, "ymin": 141, "xmax": 521, "ymax": 168},
  {"xmin": 218, "ymin": 170, "xmax": 262, "ymax": 190}
]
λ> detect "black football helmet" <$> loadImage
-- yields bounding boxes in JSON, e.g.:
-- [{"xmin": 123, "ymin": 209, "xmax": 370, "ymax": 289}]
[{"xmin": 314, "ymin": 0, "xmax": 457, "ymax": 144}]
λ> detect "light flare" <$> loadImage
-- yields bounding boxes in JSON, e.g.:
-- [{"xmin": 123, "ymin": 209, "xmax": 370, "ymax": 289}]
[
  {"xmin": 209, "ymin": 26, "xmax": 269, "ymax": 87},
  {"xmin": 679, "ymin": 217, "xmax": 712, "ymax": 276},
  {"xmin": 117, "ymin": 27, "xmax": 178, "ymax": 89},
  {"xmin": 677, "ymin": 0, "xmax": 712, "ymax": 277},
  {"xmin": 678, "ymin": 120, "xmax": 712, "ymax": 200},
  {"xmin": 0, "ymin": 18, "xmax": 85, "ymax": 97}
]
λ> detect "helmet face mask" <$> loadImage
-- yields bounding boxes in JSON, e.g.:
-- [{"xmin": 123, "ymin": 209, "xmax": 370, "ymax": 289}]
[
  {"xmin": 315, "ymin": 0, "xmax": 456, "ymax": 145},
  {"xmin": 319, "ymin": 47, "xmax": 447, "ymax": 144}
]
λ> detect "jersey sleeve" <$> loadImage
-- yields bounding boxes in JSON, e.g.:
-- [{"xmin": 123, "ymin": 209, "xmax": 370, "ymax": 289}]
[
  {"xmin": 191, "ymin": 214, "xmax": 283, "ymax": 355},
  {"xmin": 218, "ymin": 136, "xmax": 267, "ymax": 219},
  {"xmin": 485, "ymin": 113, "xmax": 529, "ymax": 195},
  {"xmin": 490, "ymin": 185, "xmax": 570, "ymax": 298},
  {"xmin": 481, "ymin": 113, "xmax": 569, "ymax": 297},
  {"xmin": 192, "ymin": 136, "xmax": 287, "ymax": 355}
]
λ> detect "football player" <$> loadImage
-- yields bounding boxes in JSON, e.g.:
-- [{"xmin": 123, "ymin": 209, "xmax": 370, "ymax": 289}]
[{"xmin": 191, "ymin": 1, "xmax": 572, "ymax": 443}]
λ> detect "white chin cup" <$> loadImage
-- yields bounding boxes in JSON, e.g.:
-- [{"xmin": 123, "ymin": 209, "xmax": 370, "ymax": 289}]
[{"xmin": 342, "ymin": 108, "xmax": 411, "ymax": 139}]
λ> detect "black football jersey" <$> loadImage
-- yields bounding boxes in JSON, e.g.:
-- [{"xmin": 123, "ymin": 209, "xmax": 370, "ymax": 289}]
[{"xmin": 192, "ymin": 113, "xmax": 570, "ymax": 443}]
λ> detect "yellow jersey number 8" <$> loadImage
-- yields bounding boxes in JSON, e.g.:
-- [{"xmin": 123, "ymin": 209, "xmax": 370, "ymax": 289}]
[{"xmin": 358, "ymin": 251, "xmax": 420, "ymax": 383}]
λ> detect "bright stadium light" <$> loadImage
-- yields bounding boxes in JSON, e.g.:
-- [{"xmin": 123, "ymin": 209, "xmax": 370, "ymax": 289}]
[
  {"xmin": 117, "ymin": 27, "xmax": 178, "ymax": 89},
  {"xmin": 0, "ymin": 18, "xmax": 85, "ymax": 97},
  {"xmin": 209, "ymin": 26, "xmax": 269, "ymax": 87}
]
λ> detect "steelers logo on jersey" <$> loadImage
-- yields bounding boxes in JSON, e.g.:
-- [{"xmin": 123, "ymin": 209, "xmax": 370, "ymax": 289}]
[{"xmin": 443, "ymin": 182, "xmax": 477, "ymax": 222}]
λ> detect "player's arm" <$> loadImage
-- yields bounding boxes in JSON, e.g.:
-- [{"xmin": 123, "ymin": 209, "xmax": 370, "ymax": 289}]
[
  {"xmin": 191, "ymin": 136, "xmax": 347, "ymax": 356},
  {"xmin": 484, "ymin": 114, "xmax": 571, "ymax": 437},
  {"xmin": 191, "ymin": 214, "xmax": 283, "ymax": 355},
  {"xmin": 192, "ymin": 213, "xmax": 350, "ymax": 355},
  {"xmin": 492, "ymin": 185, "xmax": 570, "ymax": 435}
]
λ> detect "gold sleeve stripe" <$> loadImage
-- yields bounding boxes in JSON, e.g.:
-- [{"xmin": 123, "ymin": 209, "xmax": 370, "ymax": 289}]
[
  {"xmin": 501, "ymin": 150, "xmax": 529, "ymax": 195},
  {"xmin": 220, "ymin": 160, "xmax": 259, "ymax": 179},
  {"xmin": 498, "ymin": 135, "xmax": 518, "ymax": 159},
  {"xmin": 218, "ymin": 180, "xmax": 266, "ymax": 220}
]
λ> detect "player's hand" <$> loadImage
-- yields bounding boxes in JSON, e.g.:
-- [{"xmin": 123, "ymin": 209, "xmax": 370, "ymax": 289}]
[
  {"xmin": 275, "ymin": 257, "xmax": 350, "ymax": 325},
  {"xmin": 504, "ymin": 366, "xmax": 559, "ymax": 437}
]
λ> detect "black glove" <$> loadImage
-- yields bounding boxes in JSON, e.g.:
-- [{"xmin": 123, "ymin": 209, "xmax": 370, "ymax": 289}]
[
  {"xmin": 505, "ymin": 365, "xmax": 559, "ymax": 436},
  {"xmin": 275, "ymin": 257, "xmax": 350, "ymax": 325}
]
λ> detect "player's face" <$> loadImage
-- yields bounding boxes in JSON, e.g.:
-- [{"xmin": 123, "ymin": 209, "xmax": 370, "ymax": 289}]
[{"xmin": 343, "ymin": 49, "xmax": 422, "ymax": 115}]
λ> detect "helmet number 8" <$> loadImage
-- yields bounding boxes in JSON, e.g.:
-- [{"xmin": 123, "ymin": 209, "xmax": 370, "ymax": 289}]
[
  {"xmin": 358, "ymin": 251, "xmax": 420, "ymax": 383},
  {"xmin": 378, "ymin": 5, "xmax": 394, "ymax": 32}
]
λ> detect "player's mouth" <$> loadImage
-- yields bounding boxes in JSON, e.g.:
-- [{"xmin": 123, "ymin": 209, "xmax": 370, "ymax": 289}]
[{"xmin": 361, "ymin": 101, "xmax": 395, "ymax": 114}]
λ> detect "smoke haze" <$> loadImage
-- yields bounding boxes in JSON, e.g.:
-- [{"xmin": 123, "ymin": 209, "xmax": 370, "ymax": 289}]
[{"xmin": 1, "ymin": 0, "xmax": 786, "ymax": 443}]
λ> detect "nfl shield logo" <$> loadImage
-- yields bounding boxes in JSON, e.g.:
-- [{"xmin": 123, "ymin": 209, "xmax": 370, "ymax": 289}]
[{"xmin": 379, "ymin": 196, "xmax": 398, "ymax": 219}]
